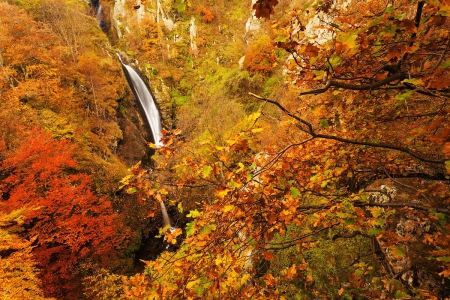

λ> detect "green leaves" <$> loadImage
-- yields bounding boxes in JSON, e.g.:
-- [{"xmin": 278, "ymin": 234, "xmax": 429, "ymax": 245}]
[
  {"xmin": 395, "ymin": 90, "xmax": 415, "ymax": 107},
  {"xmin": 127, "ymin": 187, "xmax": 137, "ymax": 194},
  {"xmin": 290, "ymin": 187, "xmax": 301, "ymax": 198},
  {"xmin": 201, "ymin": 165, "xmax": 213, "ymax": 178},
  {"xmin": 368, "ymin": 228, "xmax": 383, "ymax": 236},
  {"xmin": 186, "ymin": 221, "xmax": 196, "ymax": 236},
  {"xmin": 319, "ymin": 119, "xmax": 329, "ymax": 128},
  {"xmin": 187, "ymin": 209, "xmax": 202, "ymax": 218},
  {"xmin": 338, "ymin": 32, "xmax": 358, "ymax": 50}
]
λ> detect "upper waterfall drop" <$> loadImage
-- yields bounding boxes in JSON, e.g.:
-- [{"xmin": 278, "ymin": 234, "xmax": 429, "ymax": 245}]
[{"xmin": 117, "ymin": 53, "xmax": 164, "ymax": 148}]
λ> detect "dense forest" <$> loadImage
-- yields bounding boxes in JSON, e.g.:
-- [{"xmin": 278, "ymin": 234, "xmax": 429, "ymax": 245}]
[{"xmin": 1, "ymin": 0, "xmax": 450, "ymax": 299}]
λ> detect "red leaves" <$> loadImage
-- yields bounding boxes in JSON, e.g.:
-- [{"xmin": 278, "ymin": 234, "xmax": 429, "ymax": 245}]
[
  {"xmin": 253, "ymin": 0, "xmax": 279, "ymax": 20},
  {"xmin": 1, "ymin": 128, "xmax": 127, "ymax": 298}
]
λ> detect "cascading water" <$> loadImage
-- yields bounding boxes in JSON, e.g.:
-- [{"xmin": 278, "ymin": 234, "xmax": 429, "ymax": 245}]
[
  {"xmin": 159, "ymin": 200, "xmax": 176, "ymax": 231},
  {"xmin": 96, "ymin": 4, "xmax": 103, "ymax": 27},
  {"xmin": 117, "ymin": 53, "xmax": 164, "ymax": 147}
]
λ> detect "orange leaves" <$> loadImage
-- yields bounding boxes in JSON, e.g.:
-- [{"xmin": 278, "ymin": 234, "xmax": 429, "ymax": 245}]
[
  {"xmin": 386, "ymin": 48, "xmax": 403, "ymax": 61},
  {"xmin": 243, "ymin": 35, "xmax": 278, "ymax": 76},
  {"xmin": 439, "ymin": 268, "xmax": 450, "ymax": 277},
  {"xmin": 396, "ymin": 19, "xmax": 417, "ymax": 33},
  {"xmin": 299, "ymin": 43, "xmax": 320, "ymax": 58},
  {"xmin": 262, "ymin": 273, "xmax": 277, "ymax": 286},
  {"xmin": 262, "ymin": 251, "xmax": 274, "ymax": 261},
  {"xmin": 443, "ymin": 143, "xmax": 450, "ymax": 158},
  {"xmin": 197, "ymin": 5, "xmax": 214, "ymax": 23}
]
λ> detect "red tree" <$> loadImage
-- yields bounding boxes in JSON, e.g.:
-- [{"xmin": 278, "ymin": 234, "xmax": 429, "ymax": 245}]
[{"xmin": 0, "ymin": 128, "xmax": 129, "ymax": 298}]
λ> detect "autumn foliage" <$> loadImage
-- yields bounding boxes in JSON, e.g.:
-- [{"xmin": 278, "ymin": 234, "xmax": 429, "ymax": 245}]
[
  {"xmin": 0, "ymin": 128, "xmax": 129, "ymax": 298},
  {"xmin": 3, "ymin": 0, "xmax": 450, "ymax": 299},
  {"xmin": 243, "ymin": 35, "xmax": 278, "ymax": 76},
  {"xmin": 0, "ymin": 208, "xmax": 52, "ymax": 300},
  {"xmin": 0, "ymin": 2, "xmax": 133, "ymax": 298},
  {"xmin": 115, "ymin": 0, "xmax": 450, "ymax": 299},
  {"xmin": 197, "ymin": 5, "xmax": 214, "ymax": 23}
]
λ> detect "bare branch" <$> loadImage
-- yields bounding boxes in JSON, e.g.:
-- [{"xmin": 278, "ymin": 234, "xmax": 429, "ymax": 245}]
[
  {"xmin": 295, "ymin": 202, "xmax": 450, "ymax": 215},
  {"xmin": 264, "ymin": 223, "xmax": 339, "ymax": 250},
  {"xmin": 299, "ymin": 72, "xmax": 408, "ymax": 96},
  {"xmin": 249, "ymin": 93, "xmax": 446, "ymax": 164}
]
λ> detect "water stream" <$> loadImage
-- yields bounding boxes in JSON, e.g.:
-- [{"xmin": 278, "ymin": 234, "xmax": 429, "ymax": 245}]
[{"xmin": 117, "ymin": 53, "xmax": 164, "ymax": 147}]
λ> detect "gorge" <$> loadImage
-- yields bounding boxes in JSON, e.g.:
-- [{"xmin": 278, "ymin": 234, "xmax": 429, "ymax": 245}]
[{"xmin": 1, "ymin": 0, "xmax": 449, "ymax": 299}]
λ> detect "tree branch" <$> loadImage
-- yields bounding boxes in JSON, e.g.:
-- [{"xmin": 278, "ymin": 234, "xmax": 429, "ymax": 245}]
[
  {"xmin": 313, "ymin": 132, "xmax": 445, "ymax": 164},
  {"xmin": 354, "ymin": 201, "xmax": 450, "ymax": 215},
  {"xmin": 249, "ymin": 93, "xmax": 445, "ymax": 164},
  {"xmin": 296, "ymin": 202, "xmax": 450, "ymax": 215},
  {"xmin": 299, "ymin": 72, "xmax": 408, "ymax": 96},
  {"xmin": 264, "ymin": 223, "xmax": 339, "ymax": 250}
]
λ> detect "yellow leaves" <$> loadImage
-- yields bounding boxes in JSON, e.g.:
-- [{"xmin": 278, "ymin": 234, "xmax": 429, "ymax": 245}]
[
  {"xmin": 337, "ymin": 32, "xmax": 358, "ymax": 52},
  {"xmin": 201, "ymin": 165, "xmax": 213, "ymax": 178},
  {"xmin": 186, "ymin": 278, "xmax": 201, "ymax": 290},
  {"xmin": 222, "ymin": 204, "xmax": 235, "ymax": 213},
  {"xmin": 438, "ymin": 4, "xmax": 450, "ymax": 16},
  {"xmin": 0, "ymin": 209, "xmax": 48, "ymax": 300},
  {"xmin": 215, "ymin": 188, "xmax": 229, "ymax": 199},
  {"xmin": 165, "ymin": 228, "xmax": 183, "ymax": 244},
  {"xmin": 215, "ymin": 256, "xmax": 223, "ymax": 266},
  {"xmin": 240, "ymin": 273, "xmax": 251, "ymax": 285},
  {"xmin": 251, "ymin": 127, "xmax": 264, "ymax": 133},
  {"xmin": 389, "ymin": 245, "xmax": 406, "ymax": 260}
]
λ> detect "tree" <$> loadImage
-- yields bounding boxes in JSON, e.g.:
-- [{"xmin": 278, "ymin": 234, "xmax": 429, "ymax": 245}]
[
  {"xmin": 0, "ymin": 128, "xmax": 131, "ymax": 298},
  {"xmin": 0, "ymin": 207, "xmax": 52, "ymax": 300},
  {"xmin": 117, "ymin": 0, "xmax": 450, "ymax": 298}
]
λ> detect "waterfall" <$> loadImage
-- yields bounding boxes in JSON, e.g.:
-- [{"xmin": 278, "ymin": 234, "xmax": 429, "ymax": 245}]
[
  {"xmin": 97, "ymin": 4, "xmax": 104, "ymax": 28},
  {"xmin": 159, "ymin": 200, "xmax": 172, "ymax": 228},
  {"xmin": 159, "ymin": 200, "xmax": 177, "ymax": 249},
  {"xmin": 117, "ymin": 54, "xmax": 164, "ymax": 147}
]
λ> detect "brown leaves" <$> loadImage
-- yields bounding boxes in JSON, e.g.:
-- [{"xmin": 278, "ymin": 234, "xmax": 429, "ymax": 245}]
[
  {"xmin": 317, "ymin": 0, "xmax": 334, "ymax": 13},
  {"xmin": 276, "ymin": 41, "xmax": 299, "ymax": 52},
  {"xmin": 395, "ymin": 19, "xmax": 417, "ymax": 33},
  {"xmin": 253, "ymin": 0, "xmax": 279, "ymax": 20},
  {"xmin": 427, "ymin": 76, "xmax": 450, "ymax": 90}
]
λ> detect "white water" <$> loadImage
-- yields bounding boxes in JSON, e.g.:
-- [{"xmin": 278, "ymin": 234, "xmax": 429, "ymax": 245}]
[
  {"xmin": 117, "ymin": 54, "xmax": 164, "ymax": 147},
  {"xmin": 96, "ymin": 4, "xmax": 103, "ymax": 26},
  {"xmin": 159, "ymin": 200, "xmax": 172, "ymax": 228}
]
